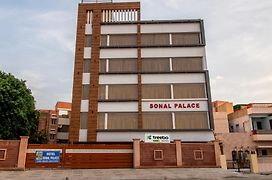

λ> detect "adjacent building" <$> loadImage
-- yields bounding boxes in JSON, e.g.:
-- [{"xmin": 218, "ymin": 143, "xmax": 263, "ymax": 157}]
[
  {"xmin": 213, "ymin": 101, "xmax": 272, "ymax": 172},
  {"xmin": 38, "ymin": 109, "xmax": 57, "ymax": 143},
  {"xmin": 69, "ymin": 1, "xmax": 214, "ymax": 146},
  {"xmin": 228, "ymin": 103, "xmax": 272, "ymax": 157},
  {"xmin": 55, "ymin": 102, "xmax": 72, "ymax": 143},
  {"xmin": 38, "ymin": 102, "xmax": 71, "ymax": 144}
]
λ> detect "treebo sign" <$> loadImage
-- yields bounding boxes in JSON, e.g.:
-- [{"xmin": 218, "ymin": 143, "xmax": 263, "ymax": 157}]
[{"xmin": 145, "ymin": 134, "xmax": 170, "ymax": 143}]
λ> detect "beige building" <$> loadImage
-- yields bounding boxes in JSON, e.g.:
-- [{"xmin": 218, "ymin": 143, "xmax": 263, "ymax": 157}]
[
  {"xmin": 213, "ymin": 101, "xmax": 272, "ymax": 172},
  {"xmin": 213, "ymin": 101, "xmax": 233, "ymax": 133}
]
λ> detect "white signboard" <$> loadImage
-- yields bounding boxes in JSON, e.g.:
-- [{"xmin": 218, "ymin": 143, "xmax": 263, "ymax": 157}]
[
  {"xmin": 145, "ymin": 134, "xmax": 170, "ymax": 143},
  {"xmin": 142, "ymin": 101, "xmax": 208, "ymax": 112}
]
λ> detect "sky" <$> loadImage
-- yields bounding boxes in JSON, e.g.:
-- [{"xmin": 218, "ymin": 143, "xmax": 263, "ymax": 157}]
[{"xmin": 0, "ymin": 0, "xmax": 272, "ymax": 109}]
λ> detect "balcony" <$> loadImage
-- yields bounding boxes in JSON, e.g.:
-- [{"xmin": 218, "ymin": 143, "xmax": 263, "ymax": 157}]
[
  {"xmin": 58, "ymin": 118, "xmax": 70, "ymax": 125},
  {"xmin": 57, "ymin": 132, "xmax": 69, "ymax": 140},
  {"xmin": 252, "ymin": 130, "xmax": 272, "ymax": 141}
]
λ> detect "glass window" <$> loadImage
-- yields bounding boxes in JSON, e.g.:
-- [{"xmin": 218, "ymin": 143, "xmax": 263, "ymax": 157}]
[
  {"xmin": 97, "ymin": 113, "xmax": 105, "ymax": 129},
  {"xmin": 83, "ymin": 59, "xmax": 91, "ymax": 73},
  {"xmin": 142, "ymin": 58, "xmax": 170, "ymax": 73},
  {"xmin": 172, "ymin": 33, "xmax": 200, "ymax": 45},
  {"xmin": 99, "ymin": 59, "xmax": 106, "ymax": 73},
  {"xmin": 141, "ymin": 34, "xmax": 169, "ymax": 46},
  {"xmin": 100, "ymin": 35, "xmax": 107, "ymax": 46},
  {"xmin": 82, "ymin": 85, "xmax": 89, "ymax": 100},
  {"xmin": 173, "ymin": 83, "xmax": 206, "ymax": 99},
  {"xmin": 109, "ymin": 58, "xmax": 138, "ymax": 73},
  {"xmin": 58, "ymin": 125, "xmax": 69, "ymax": 132},
  {"xmin": 142, "ymin": 112, "xmax": 172, "ymax": 129},
  {"xmin": 108, "ymin": 84, "xmax": 138, "ymax": 100},
  {"xmin": 80, "ymin": 112, "xmax": 88, "ymax": 129},
  {"xmin": 107, "ymin": 113, "xmax": 138, "ymax": 129},
  {"xmin": 142, "ymin": 84, "xmax": 171, "ymax": 99},
  {"xmin": 175, "ymin": 112, "xmax": 208, "ymax": 129},
  {"xmin": 172, "ymin": 57, "xmax": 203, "ymax": 71},
  {"xmin": 98, "ymin": 85, "xmax": 106, "ymax": 100},
  {"xmin": 85, "ymin": 35, "xmax": 92, "ymax": 47},
  {"xmin": 109, "ymin": 34, "xmax": 137, "ymax": 47}
]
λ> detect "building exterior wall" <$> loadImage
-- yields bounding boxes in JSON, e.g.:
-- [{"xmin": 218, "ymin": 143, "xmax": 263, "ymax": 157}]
[
  {"xmin": 213, "ymin": 101, "xmax": 233, "ymax": 114},
  {"xmin": 0, "ymin": 140, "xmax": 20, "ymax": 168},
  {"xmin": 215, "ymin": 133, "xmax": 256, "ymax": 161},
  {"xmin": 213, "ymin": 112, "xmax": 229, "ymax": 133},
  {"xmin": 69, "ymin": 2, "xmax": 214, "ymax": 144}
]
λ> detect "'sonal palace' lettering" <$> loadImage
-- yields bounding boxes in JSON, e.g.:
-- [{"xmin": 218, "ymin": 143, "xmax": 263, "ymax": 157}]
[{"xmin": 149, "ymin": 103, "xmax": 200, "ymax": 109}]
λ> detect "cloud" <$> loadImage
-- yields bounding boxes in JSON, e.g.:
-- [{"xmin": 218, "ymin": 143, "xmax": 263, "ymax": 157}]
[{"xmin": 1, "ymin": 0, "xmax": 272, "ymax": 109}]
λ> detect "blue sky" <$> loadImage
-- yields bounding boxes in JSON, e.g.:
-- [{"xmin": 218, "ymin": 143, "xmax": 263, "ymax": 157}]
[{"xmin": 1, "ymin": 0, "xmax": 272, "ymax": 109}]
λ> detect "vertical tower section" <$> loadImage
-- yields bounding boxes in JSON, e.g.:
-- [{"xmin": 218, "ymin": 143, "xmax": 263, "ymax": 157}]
[{"xmin": 69, "ymin": 2, "xmax": 141, "ymax": 143}]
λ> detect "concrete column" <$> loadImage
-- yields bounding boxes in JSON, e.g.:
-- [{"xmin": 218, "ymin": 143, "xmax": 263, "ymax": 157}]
[
  {"xmin": 17, "ymin": 136, "xmax": 29, "ymax": 170},
  {"xmin": 174, "ymin": 140, "xmax": 182, "ymax": 167},
  {"xmin": 213, "ymin": 141, "xmax": 221, "ymax": 167},
  {"xmin": 249, "ymin": 153, "xmax": 259, "ymax": 173},
  {"xmin": 220, "ymin": 155, "xmax": 227, "ymax": 170},
  {"xmin": 133, "ymin": 139, "xmax": 140, "ymax": 168}
]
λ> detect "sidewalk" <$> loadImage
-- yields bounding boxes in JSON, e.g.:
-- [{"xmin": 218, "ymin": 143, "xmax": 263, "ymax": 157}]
[{"xmin": 0, "ymin": 168, "xmax": 272, "ymax": 180}]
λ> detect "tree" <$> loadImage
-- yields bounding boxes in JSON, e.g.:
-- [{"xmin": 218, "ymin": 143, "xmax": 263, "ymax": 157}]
[{"xmin": 0, "ymin": 70, "xmax": 45, "ymax": 143}]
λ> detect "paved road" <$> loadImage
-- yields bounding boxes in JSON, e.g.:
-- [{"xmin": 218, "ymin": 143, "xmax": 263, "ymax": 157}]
[{"xmin": 0, "ymin": 168, "xmax": 272, "ymax": 180}]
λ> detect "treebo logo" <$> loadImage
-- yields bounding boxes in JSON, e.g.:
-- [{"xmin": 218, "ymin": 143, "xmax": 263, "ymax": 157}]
[
  {"xmin": 146, "ymin": 134, "xmax": 152, "ymax": 140},
  {"xmin": 145, "ymin": 134, "xmax": 170, "ymax": 143}
]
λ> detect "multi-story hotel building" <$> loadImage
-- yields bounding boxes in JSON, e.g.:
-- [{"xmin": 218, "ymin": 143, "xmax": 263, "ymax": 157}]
[{"xmin": 69, "ymin": 1, "xmax": 214, "ymax": 143}]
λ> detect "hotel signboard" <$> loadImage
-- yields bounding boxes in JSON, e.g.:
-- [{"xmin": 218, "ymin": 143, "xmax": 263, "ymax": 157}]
[
  {"xmin": 35, "ymin": 151, "xmax": 60, "ymax": 163},
  {"xmin": 145, "ymin": 134, "xmax": 170, "ymax": 143},
  {"xmin": 142, "ymin": 101, "xmax": 208, "ymax": 112}
]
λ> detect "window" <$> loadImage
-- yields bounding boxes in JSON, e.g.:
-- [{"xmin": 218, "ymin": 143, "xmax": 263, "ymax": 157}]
[
  {"xmin": 50, "ymin": 134, "xmax": 55, "ymax": 140},
  {"xmin": 97, "ymin": 113, "xmax": 105, "ymax": 129},
  {"xmin": 0, "ymin": 149, "xmax": 7, "ymax": 160},
  {"xmin": 194, "ymin": 150, "xmax": 204, "ymax": 160},
  {"xmin": 99, "ymin": 59, "xmax": 138, "ymax": 73},
  {"xmin": 101, "ymin": 34, "xmax": 137, "ymax": 47},
  {"xmin": 83, "ymin": 59, "xmax": 91, "ymax": 73},
  {"xmin": 108, "ymin": 84, "xmax": 138, "ymax": 100},
  {"xmin": 58, "ymin": 125, "xmax": 69, "ymax": 132},
  {"xmin": 230, "ymin": 125, "xmax": 234, "ymax": 132},
  {"xmin": 257, "ymin": 122, "xmax": 263, "ymax": 130},
  {"xmin": 107, "ymin": 113, "xmax": 138, "ymax": 129},
  {"xmin": 80, "ymin": 112, "xmax": 88, "ymax": 129},
  {"xmin": 141, "ymin": 33, "xmax": 169, "ymax": 46},
  {"xmin": 100, "ymin": 35, "xmax": 107, "ymax": 46},
  {"xmin": 261, "ymin": 149, "xmax": 268, "ymax": 156},
  {"xmin": 51, "ymin": 119, "xmax": 57, "ymax": 125},
  {"xmin": 142, "ymin": 112, "xmax": 172, "ymax": 129},
  {"xmin": 173, "ymin": 83, "xmax": 206, "ymax": 99},
  {"xmin": 172, "ymin": 33, "xmax": 201, "ymax": 45},
  {"xmin": 99, "ymin": 59, "xmax": 106, "ymax": 73},
  {"xmin": 142, "ymin": 58, "xmax": 170, "ymax": 73},
  {"xmin": 172, "ymin": 57, "xmax": 203, "ymax": 72},
  {"xmin": 175, "ymin": 112, "xmax": 208, "ymax": 129},
  {"xmin": 235, "ymin": 124, "xmax": 240, "ymax": 132},
  {"xmin": 109, "ymin": 58, "xmax": 137, "ymax": 73},
  {"xmin": 142, "ymin": 84, "xmax": 171, "ymax": 99},
  {"xmin": 98, "ymin": 85, "xmax": 106, "ymax": 100},
  {"xmin": 85, "ymin": 35, "xmax": 92, "ymax": 47},
  {"xmin": 82, "ymin": 85, "xmax": 89, "ymax": 100}
]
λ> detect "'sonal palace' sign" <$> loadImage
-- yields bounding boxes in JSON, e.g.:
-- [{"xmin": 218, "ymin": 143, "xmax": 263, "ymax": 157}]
[{"xmin": 142, "ymin": 101, "xmax": 208, "ymax": 112}]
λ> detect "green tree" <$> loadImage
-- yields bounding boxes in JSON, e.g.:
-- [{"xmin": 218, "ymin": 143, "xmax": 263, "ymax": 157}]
[{"xmin": 0, "ymin": 71, "xmax": 46, "ymax": 143}]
